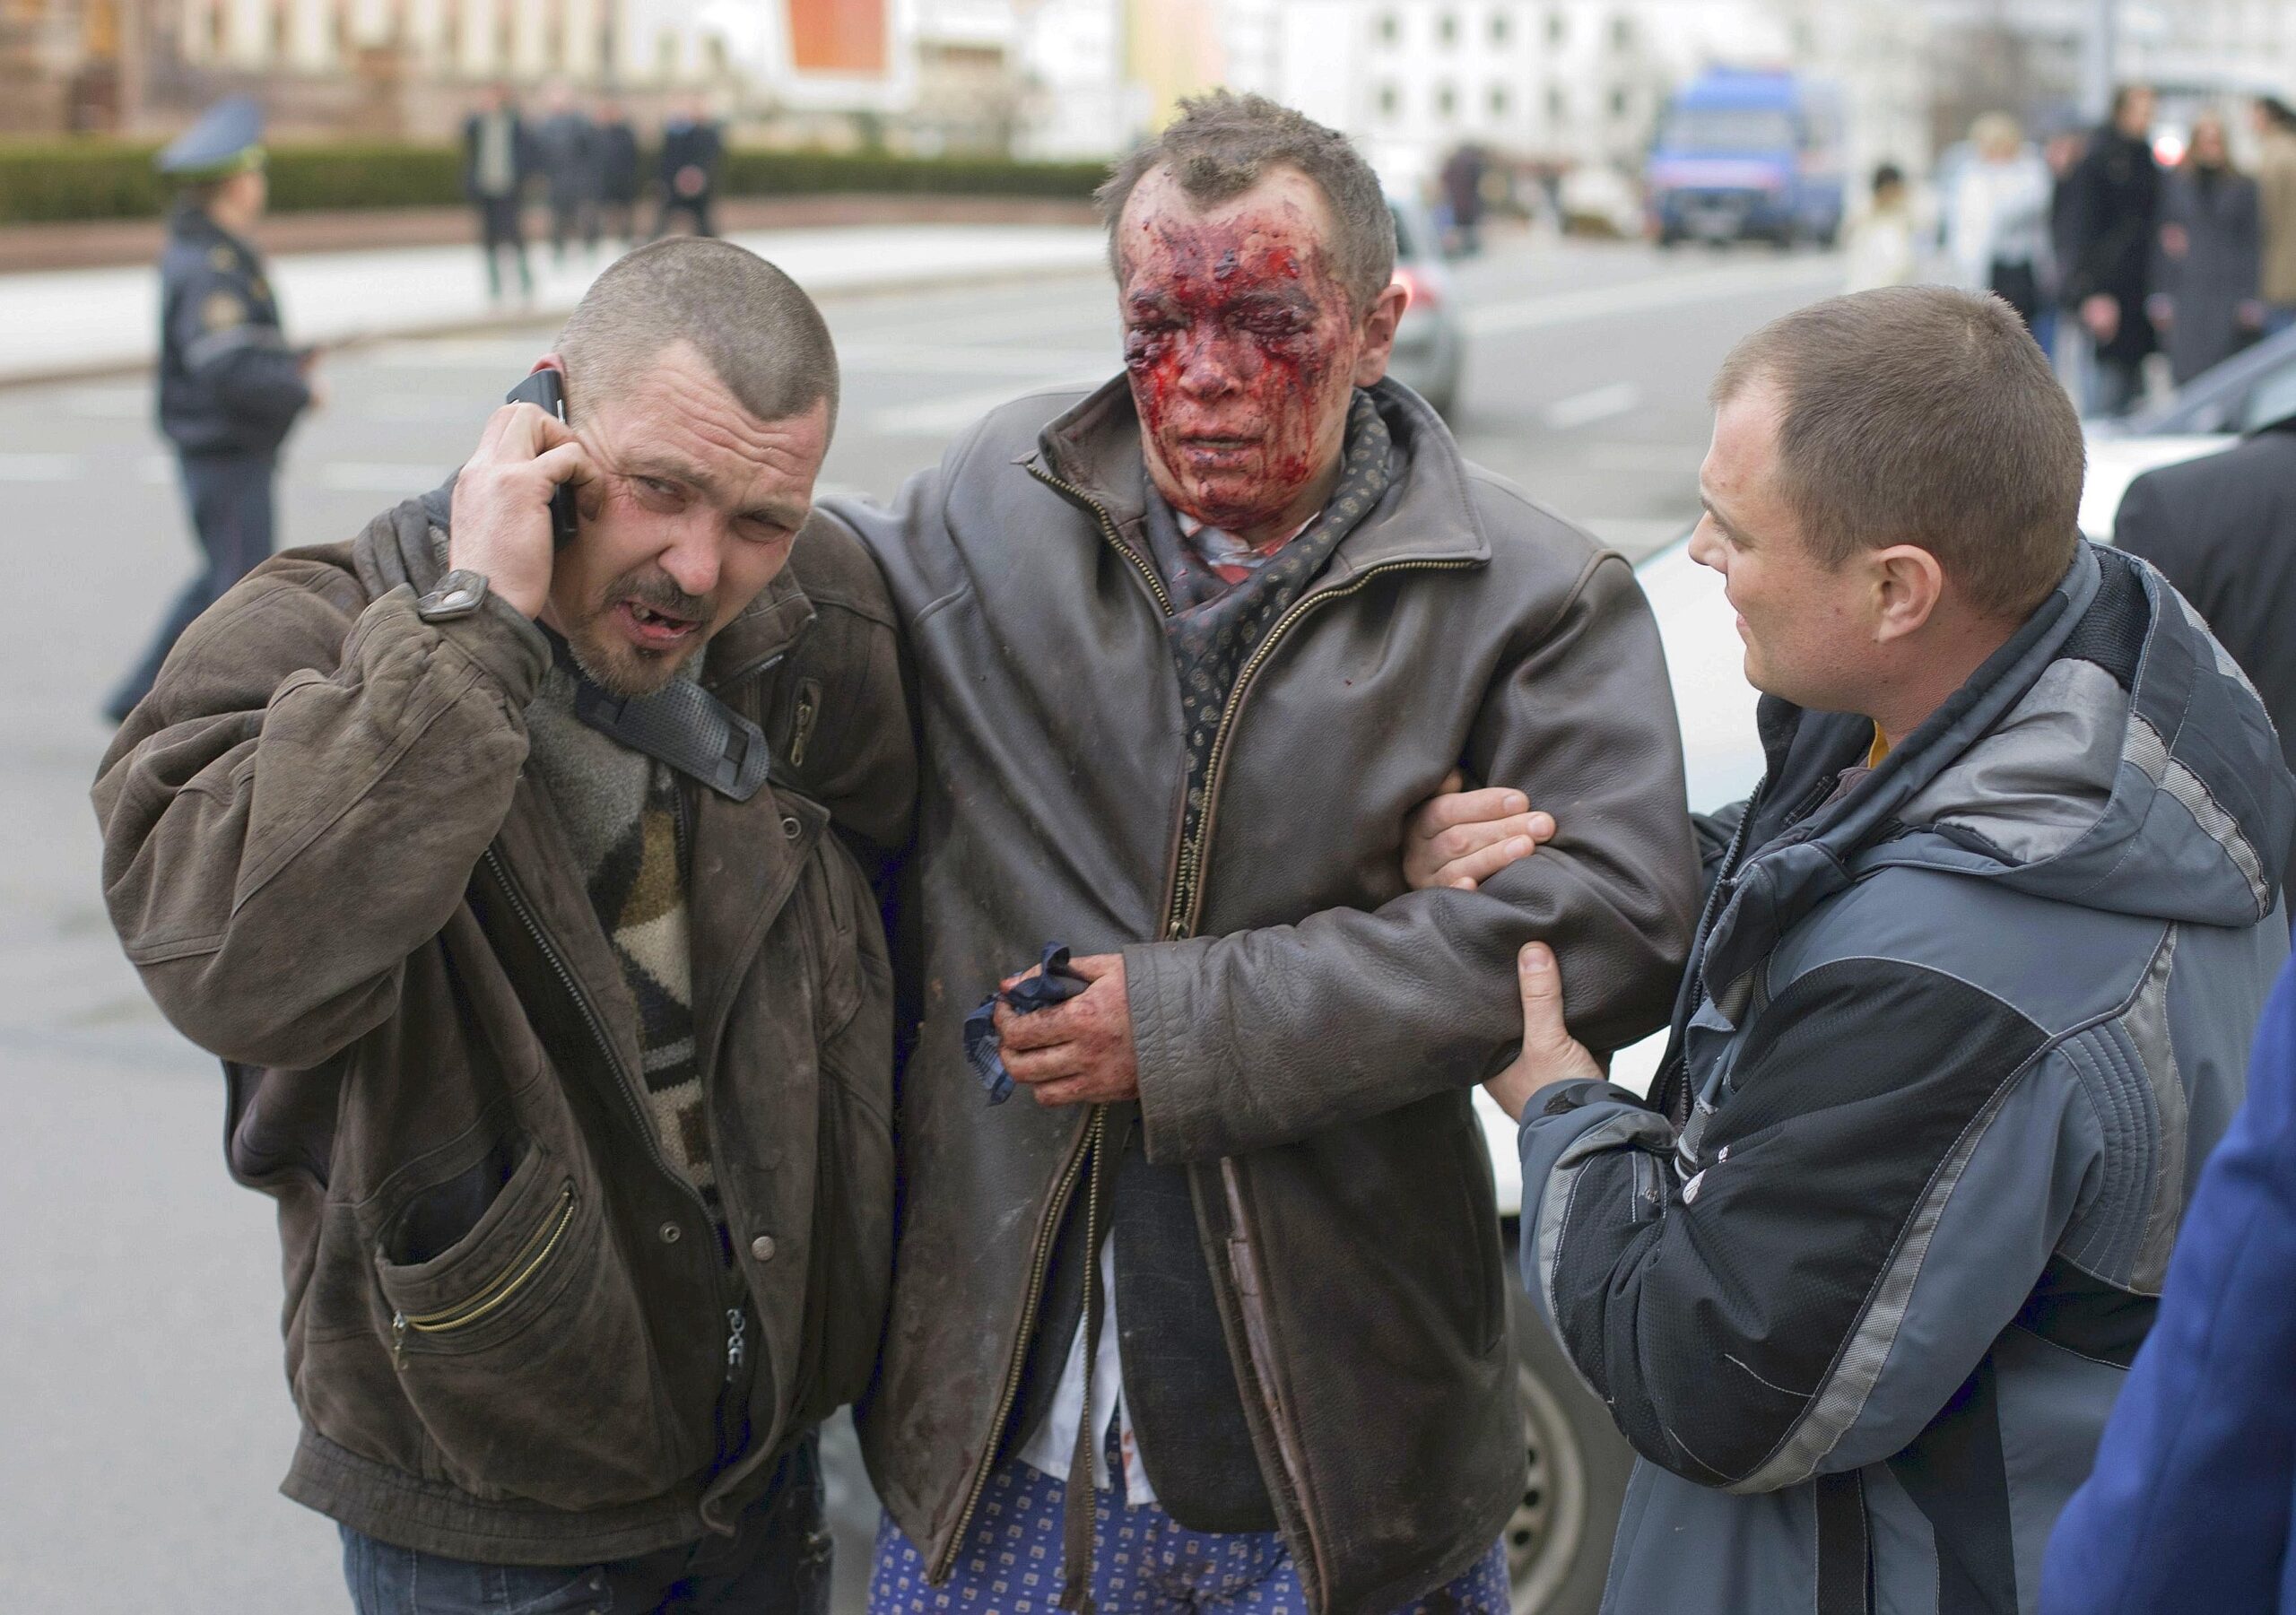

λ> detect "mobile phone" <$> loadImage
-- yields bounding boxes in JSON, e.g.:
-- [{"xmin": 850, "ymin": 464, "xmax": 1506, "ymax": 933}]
[{"xmin": 504, "ymin": 369, "xmax": 580, "ymax": 549}]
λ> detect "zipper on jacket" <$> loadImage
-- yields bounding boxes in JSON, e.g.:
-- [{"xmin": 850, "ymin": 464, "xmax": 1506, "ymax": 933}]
[
  {"xmin": 929, "ymin": 1109, "xmax": 1099, "ymax": 1582},
  {"xmin": 1026, "ymin": 462, "xmax": 1177, "ymax": 617},
  {"xmin": 1173, "ymin": 557, "xmax": 1478, "ymax": 936},
  {"xmin": 725, "ymin": 1306, "xmax": 748, "ymax": 1382},
  {"xmin": 392, "ymin": 1182, "xmax": 576, "ymax": 1368},
  {"xmin": 479, "ymin": 848, "xmax": 715, "ymax": 1229},
  {"xmin": 787, "ymin": 680, "xmax": 822, "ymax": 769}
]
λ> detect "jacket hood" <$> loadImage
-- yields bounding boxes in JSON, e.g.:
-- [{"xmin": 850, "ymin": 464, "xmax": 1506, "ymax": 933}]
[
  {"xmin": 350, "ymin": 478, "xmax": 819, "ymax": 692},
  {"xmin": 1701, "ymin": 543, "xmax": 2293, "ymax": 1012}
]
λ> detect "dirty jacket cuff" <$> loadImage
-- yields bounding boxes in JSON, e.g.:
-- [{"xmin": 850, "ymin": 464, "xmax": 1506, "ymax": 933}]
[
  {"xmin": 373, "ymin": 582, "xmax": 550, "ymax": 707},
  {"xmin": 1124, "ymin": 935, "xmax": 1222, "ymax": 1162}
]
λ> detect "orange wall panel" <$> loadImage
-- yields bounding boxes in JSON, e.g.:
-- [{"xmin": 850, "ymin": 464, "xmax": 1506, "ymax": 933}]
[{"xmin": 787, "ymin": 0, "xmax": 887, "ymax": 74}]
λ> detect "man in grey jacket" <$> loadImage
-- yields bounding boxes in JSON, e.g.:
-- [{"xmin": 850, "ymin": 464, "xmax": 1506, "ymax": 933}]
[
  {"xmin": 1479, "ymin": 286, "xmax": 2294, "ymax": 1615},
  {"xmin": 823, "ymin": 93, "xmax": 1700, "ymax": 1615}
]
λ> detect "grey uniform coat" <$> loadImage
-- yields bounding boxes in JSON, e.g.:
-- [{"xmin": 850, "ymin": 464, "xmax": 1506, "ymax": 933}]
[
  {"xmin": 2153, "ymin": 166, "xmax": 2262, "ymax": 384},
  {"xmin": 1518, "ymin": 543, "xmax": 2294, "ymax": 1615}
]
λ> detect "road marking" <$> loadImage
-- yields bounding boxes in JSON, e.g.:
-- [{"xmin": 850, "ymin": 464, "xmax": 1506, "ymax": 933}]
[
  {"xmin": 1541, "ymin": 382, "xmax": 1640, "ymax": 430},
  {"xmin": 1463, "ymin": 257, "xmax": 1841, "ymax": 336},
  {"xmin": 364, "ymin": 394, "xmax": 494, "ymax": 424},
  {"xmin": 0, "ymin": 453, "xmax": 83, "ymax": 481},
  {"xmin": 870, "ymin": 377, "xmax": 1108, "ymax": 437},
  {"xmin": 319, "ymin": 462, "xmax": 454, "ymax": 492}
]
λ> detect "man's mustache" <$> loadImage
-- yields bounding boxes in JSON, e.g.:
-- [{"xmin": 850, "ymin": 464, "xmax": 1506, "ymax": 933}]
[{"xmin": 604, "ymin": 569, "xmax": 712, "ymax": 621}]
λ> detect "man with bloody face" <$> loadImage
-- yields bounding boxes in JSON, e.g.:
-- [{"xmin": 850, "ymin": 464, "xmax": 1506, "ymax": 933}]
[{"xmin": 825, "ymin": 95, "xmax": 1700, "ymax": 1615}]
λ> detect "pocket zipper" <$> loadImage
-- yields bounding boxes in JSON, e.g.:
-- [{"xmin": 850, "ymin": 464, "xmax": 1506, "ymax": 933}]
[{"xmin": 391, "ymin": 1182, "xmax": 577, "ymax": 1369}]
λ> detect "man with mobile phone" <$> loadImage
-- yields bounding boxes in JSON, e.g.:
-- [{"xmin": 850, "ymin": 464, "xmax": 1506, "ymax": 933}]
[{"xmin": 92, "ymin": 238, "xmax": 912, "ymax": 1613}]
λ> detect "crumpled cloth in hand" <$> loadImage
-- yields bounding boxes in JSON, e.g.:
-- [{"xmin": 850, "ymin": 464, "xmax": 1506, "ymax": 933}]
[{"xmin": 963, "ymin": 943, "xmax": 1090, "ymax": 1105}]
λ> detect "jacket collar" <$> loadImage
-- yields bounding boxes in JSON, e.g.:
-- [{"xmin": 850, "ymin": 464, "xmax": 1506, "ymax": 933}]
[
  {"xmin": 1028, "ymin": 374, "xmax": 1492, "ymax": 576},
  {"xmin": 372, "ymin": 476, "xmax": 817, "ymax": 694}
]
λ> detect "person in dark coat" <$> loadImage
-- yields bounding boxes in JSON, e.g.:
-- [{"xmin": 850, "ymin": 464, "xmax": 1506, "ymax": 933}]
[
  {"xmin": 595, "ymin": 100, "xmax": 642, "ymax": 246},
  {"xmin": 651, "ymin": 99, "xmax": 723, "ymax": 239},
  {"xmin": 530, "ymin": 82, "xmax": 601, "ymax": 263},
  {"xmin": 2149, "ymin": 111, "xmax": 2263, "ymax": 384},
  {"xmin": 2059, "ymin": 83, "xmax": 2161, "ymax": 416},
  {"xmin": 461, "ymin": 82, "xmax": 532, "ymax": 301},
  {"xmin": 2040, "ymin": 948, "xmax": 2296, "ymax": 1614},
  {"xmin": 107, "ymin": 96, "xmax": 316, "ymax": 725},
  {"xmin": 2112, "ymin": 415, "xmax": 2296, "ymax": 917}
]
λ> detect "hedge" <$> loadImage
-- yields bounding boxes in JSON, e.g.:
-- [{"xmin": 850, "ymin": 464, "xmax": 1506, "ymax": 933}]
[{"xmin": 0, "ymin": 139, "xmax": 1108, "ymax": 224}]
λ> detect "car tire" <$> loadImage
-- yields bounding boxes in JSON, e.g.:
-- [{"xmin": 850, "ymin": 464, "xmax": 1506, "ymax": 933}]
[{"xmin": 1502, "ymin": 1238, "xmax": 1634, "ymax": 1615}]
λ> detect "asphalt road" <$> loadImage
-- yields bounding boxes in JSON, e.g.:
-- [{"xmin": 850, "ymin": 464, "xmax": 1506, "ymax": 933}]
[{"xmin": 0, "ymin": 232, "xmax": 1839, "ymax": 1611}]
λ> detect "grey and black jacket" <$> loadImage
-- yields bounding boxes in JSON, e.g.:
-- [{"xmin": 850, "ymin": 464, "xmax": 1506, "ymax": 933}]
[{"xmin": 1517, "ymin": 542, "xmax": 2294, "ymax": 1615}]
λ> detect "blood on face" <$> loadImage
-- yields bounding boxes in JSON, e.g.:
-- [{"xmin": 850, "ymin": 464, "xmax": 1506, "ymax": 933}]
[{"xmin": 1118, "ymin": 187, "xmax": 1366, "ymax": 545}]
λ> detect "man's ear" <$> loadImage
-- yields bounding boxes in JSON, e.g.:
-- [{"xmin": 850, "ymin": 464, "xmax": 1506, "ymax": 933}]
[
  {"xmin": 1351, "ymin": 281, "xmax": 1412, "ymax": 387},
  {"xmin": 1871, "ymin": 544, "xmax": 1946, "ymax": 644},
  {"xmin": 533, "ymin": 353, "xmax": 566, "ymax": 378}
]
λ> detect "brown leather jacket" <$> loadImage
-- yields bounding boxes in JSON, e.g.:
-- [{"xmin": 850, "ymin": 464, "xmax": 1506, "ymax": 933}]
[
  {"xmin": 826, "ymin": 379, "xmax": 1700, "ymax": 1615},
  {"xmin": 91, "ymin": 489, "xmax": 913, "ymax": 1564}
]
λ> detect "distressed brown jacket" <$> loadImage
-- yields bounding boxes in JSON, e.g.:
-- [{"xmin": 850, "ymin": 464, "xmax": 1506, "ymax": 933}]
[
  {"xmin": 91, "ymin": 487, "xmax": 913, "ymax": 1564},
  {"xmin": 826, "ymin": 378, "xmax": 1700, "ymax": 1615}
]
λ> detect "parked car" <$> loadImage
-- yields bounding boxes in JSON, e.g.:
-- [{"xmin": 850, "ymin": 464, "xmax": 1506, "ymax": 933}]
[
  {"xmin": 1387, "ymin": 195, "xmax": 1467, "ymax": 418},
  {"xmin": 2079, "ymin": 322, "xmax": 2296, "ymax": 537}
]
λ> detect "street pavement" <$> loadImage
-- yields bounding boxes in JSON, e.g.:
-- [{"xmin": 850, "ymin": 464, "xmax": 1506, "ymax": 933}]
[{"xmin": 0, "ymin": 231, "xmax": 1840, "ymax": 1611}]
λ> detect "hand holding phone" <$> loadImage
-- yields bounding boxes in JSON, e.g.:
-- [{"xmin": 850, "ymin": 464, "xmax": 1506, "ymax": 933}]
[{"xmin": 446, "ymin": 366, "xmax": 588, "ymax": 620}]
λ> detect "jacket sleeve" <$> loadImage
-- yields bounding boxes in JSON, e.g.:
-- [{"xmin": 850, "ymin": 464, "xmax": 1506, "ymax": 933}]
[
  {"xmin": 91, "ymin": 556, "xmax": 548, "ymax": 1071},
  {"xmin": 1518, "ymin": 956, "xmax": 2088, "ymax": 1491},
  {"xmin": 172, "ymin": 262, "xmax": 309, "ymax": 431},
  {"xmin": 1126, "ymin": 551, "xmax": 1700, "ymax": 1163},
  {"xmin": 2039, "ymin": 959, "xmax": 2296, "ymax": 1615}
]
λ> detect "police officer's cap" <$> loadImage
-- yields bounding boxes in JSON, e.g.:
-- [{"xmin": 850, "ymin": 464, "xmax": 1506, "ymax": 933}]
[{"xmin": 156, "ymin": 97, "xmax": 265, "ymax": 180}]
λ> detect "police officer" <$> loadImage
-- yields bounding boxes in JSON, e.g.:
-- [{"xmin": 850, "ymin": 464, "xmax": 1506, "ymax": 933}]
[{"xmin": 106, "ymin": 97, "xmax": 317, "ymax": 724}]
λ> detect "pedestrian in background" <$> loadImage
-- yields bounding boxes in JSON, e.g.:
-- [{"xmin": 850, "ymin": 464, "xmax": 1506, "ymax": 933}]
[
  {"xmin": 596, "ymin": 100, "xmax": 642, "ymax": 247},
  {"xmin": 2058, "ymin": 83, "xmax": 2161, "ymax": 417},
  {"xmin": 107, "ymin": 97, "xmax": 317, "ymax": 725},
  {"xmin": 2148, "ymin": 111, "xmax": 2261, "ymax": 386},
  {"xmin": 461, "ymin": 82, "xmax": 533, "ymax": 304},
  {"xmin": 1441, "ymin": 142, "xmax": 1486, "ymax": 256},
  {"xmin": 1841, "ymin": 161, "xmax": 1918, "ymax": 291},
  {"xmin": 1949, "ymin": 112, "xmax": 2054, "ymax": 334},
  {"xmin": 2249, "ymin": 95, "xmax": 2296, "ymax": 334},
  {"xmin": 532, "ymin": 82, "xmax": 601, "ymax": 264},
  {"xmin": 653, "ymin": 97, "xmax": 724, "ymax": 239},
  {"xmin": 2040, "ymin": 949, "xmax": 2296, "ymax": 1614},
  {"xmin": 2112, "ymin": 407, "xmax": 2296, "ymax": 916}
]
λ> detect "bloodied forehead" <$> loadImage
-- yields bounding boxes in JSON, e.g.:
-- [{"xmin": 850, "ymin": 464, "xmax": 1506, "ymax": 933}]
[{"xmin": 1115, "ymin": 165, "xmax": 1348, "ymax": 311}]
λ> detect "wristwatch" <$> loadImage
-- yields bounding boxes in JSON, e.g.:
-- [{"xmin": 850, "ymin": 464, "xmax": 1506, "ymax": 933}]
[{"xmin": 415, "ymin": 569, "xmax": 491, "ymax": 622}]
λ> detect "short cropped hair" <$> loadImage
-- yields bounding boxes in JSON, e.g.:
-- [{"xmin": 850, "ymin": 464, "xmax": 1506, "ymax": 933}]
[
  {"xmin": 1095, "ymin": 91, "xmax": 1396, "ymax": 313},
  {"xmin": 1710, "ymin": 286, "xmax": 2084, "ymax": 619},
  {"xmin": 554, "ymin": 238, "xmax": 839, "ymax": 432}
]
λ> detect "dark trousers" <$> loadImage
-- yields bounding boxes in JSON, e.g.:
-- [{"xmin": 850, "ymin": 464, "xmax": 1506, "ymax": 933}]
[
  {"xmin": 477, "ymin": 195, "xmax": 532, "ymax": 299},
  {"xmin": 108, "ymin": 449, "xmax": 275, "ymax": 722},
  {"xmin": 549, "ymin": 195, "xmax": 600, "ymax": 259},
  {"xmin": 340, "ymin": 1437, "xmax": 830, "ymax": 1615},
  {"xmin": 602, "ymin": 195, "xmax": 639, "ymax": 245},
  {"xmin": 651, "ymin": 192, "xmax": 717, "ymax": 240}
]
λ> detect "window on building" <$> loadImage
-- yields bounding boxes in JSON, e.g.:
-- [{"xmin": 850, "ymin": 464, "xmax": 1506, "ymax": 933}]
[
  {"xmin": 1437, "ymin": 82, "xmax": 1457, "ymax": 118},
  {"xmin": 1547, "ymin": 83, "xmax": 1567, "ymax": 121},
  {"xmin": 1609, "ymin": 86, "xmax": 1628, "ymax": 117},
  {"xmin": 208, "ymin": 0, "xmax": 226, "ymax": 55},
  {"xmin": 1491, "ymin": 12, "xmax": 1509, "ymax": 46},
  {"xmin": 1490, "ymin": 83, "xmax": 1509, "ymax": 117},
  {"xmin": 1612, "ymin": 14, "xmax": 1632, "ymax": 50},
  {"xmin": 1437, "ymin": 11, "xmax": 1457, "ymax": 46},
  {"xmin": 1547, "ymin": 9, "xmax": 1564, "ymax": 45},
  {"xmin": 1376, "ymin": 10, "xmax": 1397, "ymax": 44},
  {"xmin": 269, "ymin": 0, "xmax": 288, "ymax": 56},
  {"xmin": 1378, "ymin": 82, "xmax": 1400, "ymax": 117}
]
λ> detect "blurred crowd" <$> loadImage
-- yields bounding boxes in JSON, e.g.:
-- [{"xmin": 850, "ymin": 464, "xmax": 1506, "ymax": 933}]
[
  {"xmin": 1847, "ymin": 82, "xmax": 2296, "ymax": 421},
  {"xmin": 459, "ymin": 84, "xmax": 726, "ymax": 304}
]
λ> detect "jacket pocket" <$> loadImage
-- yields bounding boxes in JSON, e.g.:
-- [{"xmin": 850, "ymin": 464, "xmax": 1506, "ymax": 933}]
[{"xmin": 372, "ymin": 1137, "xmax": 691, "ymax": 1510}]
